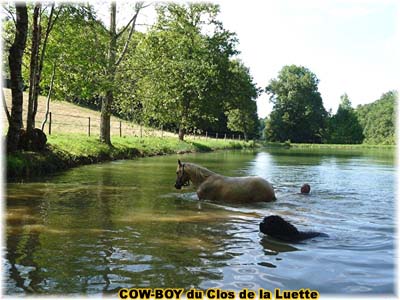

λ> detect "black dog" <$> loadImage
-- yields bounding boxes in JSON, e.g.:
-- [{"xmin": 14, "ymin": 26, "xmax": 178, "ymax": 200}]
[{"xmin": 260, "ymin": 215, "xmax": 327, "ymax": 242}]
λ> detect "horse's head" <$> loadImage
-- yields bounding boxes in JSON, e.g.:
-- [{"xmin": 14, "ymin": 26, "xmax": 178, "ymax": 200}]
[{"xmin": 175, "ymin": 160, "xmax": 190, "ymax": 189}]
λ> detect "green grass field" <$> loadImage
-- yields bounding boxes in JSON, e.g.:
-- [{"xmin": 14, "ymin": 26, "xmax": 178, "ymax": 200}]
[{"xmin": 47, "ymin": 133, "xmax": 254, "ymax": 156}]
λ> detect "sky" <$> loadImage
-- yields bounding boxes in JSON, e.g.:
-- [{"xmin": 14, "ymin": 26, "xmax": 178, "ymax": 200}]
[
  {"xmin": 101, "ymin": 0, "xmax": 399, "ymax": 118},
  {"xmin": 215, "ymin": 0, "xmax": 399, "ymax": 118}
]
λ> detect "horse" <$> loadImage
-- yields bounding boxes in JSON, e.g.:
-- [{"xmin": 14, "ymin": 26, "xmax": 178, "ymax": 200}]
[{"xmin": 174, "ymin": 160, "xmax": 276, "ymax": 203}]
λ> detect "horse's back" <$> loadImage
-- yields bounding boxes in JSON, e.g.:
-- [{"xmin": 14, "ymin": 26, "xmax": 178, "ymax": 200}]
[{"xmin": 198, "ymin": 175, "xmax": 275, "ymax": 203}]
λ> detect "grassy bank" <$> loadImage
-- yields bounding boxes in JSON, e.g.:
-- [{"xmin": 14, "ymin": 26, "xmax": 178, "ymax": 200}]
[
  {"xmin": 7, "ymin": 134, "xmax": 257, "ymax": 181},
  {"xmin": 262, "ymin": 141, "xmax": 395, "ymax": 150}
]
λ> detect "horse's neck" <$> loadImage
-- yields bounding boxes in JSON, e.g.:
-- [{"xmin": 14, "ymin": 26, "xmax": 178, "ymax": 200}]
[{"xmin": 186, "ymin": 163, "xmax": 216, "ymax": 186}]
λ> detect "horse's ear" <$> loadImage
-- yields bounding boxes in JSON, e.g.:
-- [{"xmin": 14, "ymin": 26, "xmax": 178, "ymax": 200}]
[{"xmin": 178, "ymin": 159, "xmax": 182, "ymax": 166}]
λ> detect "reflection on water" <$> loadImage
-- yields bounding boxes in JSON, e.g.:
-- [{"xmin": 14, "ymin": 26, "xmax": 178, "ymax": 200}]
[{"xmin": 5, "ymin": 148, "xmax": 395, "ymax": 295}]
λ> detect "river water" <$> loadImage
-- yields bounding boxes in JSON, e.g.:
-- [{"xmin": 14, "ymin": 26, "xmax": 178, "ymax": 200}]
[{"xmin": 4, "ymin": 148, "xmax": 396, "ymax": 296}]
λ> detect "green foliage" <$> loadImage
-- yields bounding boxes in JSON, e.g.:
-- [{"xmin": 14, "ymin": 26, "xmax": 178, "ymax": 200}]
[
  {"xmin": 133, "ymin": 3, "xmax": 237, "ymax": 138},
  {"xmin": 356, "ymin": 91, "xmax": 397, "ymax": 145},
  {"xmin": 326, "ymin": 94, "xmax": 364, "ymax": 144},
  {"xmin": 265, "ymin": 65, "xmax": 327, "ymax": 143},
  {"xmin": 225, "ymin": 60, "xmax": 260, "ymax": 140},
  {"xmin": 258, "ymin": 117, "xmax": 266, "ymax": 140},
  {"xmin": 42, "ymin": 5, "xmax": 109, "ymax": 101}
]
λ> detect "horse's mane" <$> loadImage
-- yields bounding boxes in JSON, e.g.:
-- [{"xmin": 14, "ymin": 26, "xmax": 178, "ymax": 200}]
[{"xmin": 185, "ymin": 163, "xmax": 216, "ymax": 185}]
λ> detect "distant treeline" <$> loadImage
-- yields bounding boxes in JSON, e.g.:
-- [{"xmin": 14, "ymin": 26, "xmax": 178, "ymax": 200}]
[
  {"xmin": 260, "ymin": 65, "xmax": 396, "ymax": 145},
  {"xmin": 356, "ymin": 91, "xmax": 396, "ymax": 145}
]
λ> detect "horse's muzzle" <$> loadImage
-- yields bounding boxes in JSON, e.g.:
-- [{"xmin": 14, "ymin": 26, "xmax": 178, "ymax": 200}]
[{"xmin": 174, "ymin": 183, "xmax": 182, "ymax": 189}]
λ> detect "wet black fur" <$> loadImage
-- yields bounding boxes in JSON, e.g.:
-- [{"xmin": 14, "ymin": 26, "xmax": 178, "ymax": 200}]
[{"xmin": 259, "ymin": 215, "xmax": 325, "ymax": 242}]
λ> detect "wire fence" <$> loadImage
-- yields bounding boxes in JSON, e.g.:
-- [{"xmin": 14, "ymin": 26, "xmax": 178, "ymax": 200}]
[
  {"xmin": 40, "ymin": 110, "xmax": 246, "ymax": 141},
  {"xmin": 2, "ymin": 89, "xmax": 247, "ymax": 140}
]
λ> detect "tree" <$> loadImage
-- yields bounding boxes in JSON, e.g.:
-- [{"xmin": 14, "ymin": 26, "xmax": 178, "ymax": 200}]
[
  {"xmin": 135, "ymin": 3, "xmax": 237, "ymax": 140},
  {"xmin": 39, "ymin": 2, "xmax": 145, "ymax": 145},
  {"xmin": 100, "ymin": 1, "xmax": 145, "ymax": 145},
  {"xmin": 226, "ymin": 105, "xmax": 258, "ymax": 141},
  {"xmin": 6, "ymin": 3, "xmax": 28, "ymax": 152},
  {"xmin": 225, "ymin": 60, "xmax": 260, "ymax": 140},
  {"xmin": 326, "ymin": 93, "xmax": 364, "ymax": 144},
  {"xmin": 26, "ymin": 3, "xmax": 61, "ymax": 133},
  {"xmin": 42, "ymin": 4, "xmax": 109, "ymax": 103},
  {"xmin": 265, "ymin": 65, "xmax": 327, "ymax": 143},
  {"xmin": 356, "ymin": 91, "xmax": 397, "ymax": 144}
]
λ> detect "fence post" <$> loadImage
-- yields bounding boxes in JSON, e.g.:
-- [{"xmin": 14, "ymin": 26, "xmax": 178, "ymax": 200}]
[
  {"xmin": 206, "ymin": 131, "xmax": 208, "ymax": 140},
  {"xmin": 88, "ymin": 117, "xmax": 91, "ymax": 137},
  {"xmin": 119, "ymin": 121, "xmax": 122, "ymax": 137},
  {"xmin": 161, "ymin": 126, "xmax": 164, "ymax": 138},
  {"xmin": 239, "ymin": 135, "xmax": 241, "ymax": 141},
  {"xmin": 49, "ymin": 112, "xmax": 52, "ymax": 135},
  {"xmin": 216, "ymin": 133, "xmax": 218, "ymax": 139},
  {"xmin": 140, "ymin": 124, "xmax": 143, "ymax": 138},
  {"xmin": 224, "ymin": 133, "xmax": 226, "ymax": 140},
  {"xmin": 232, "ymin": 134, "xmax": 234, "ymax": 140}
]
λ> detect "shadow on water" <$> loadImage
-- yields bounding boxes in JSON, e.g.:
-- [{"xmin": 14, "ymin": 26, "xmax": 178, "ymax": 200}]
[{"xmin": 259, "ymin": 237, "xmax": 299, "ymax": 254}]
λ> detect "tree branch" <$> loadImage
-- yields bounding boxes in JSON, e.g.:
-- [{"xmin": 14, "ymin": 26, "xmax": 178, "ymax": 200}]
[
  {"xmin": 38, "ymin": 3, "xmax": 56, "ymax": 74},
  {"xmin": 41, "ymin": 62, "xmax": 56, "ymax": 131},
  {"xmin": 114, "ymin": 2, "xmax": 150, "ymax": 67},
  {"xmin": 115, "ymin": 12, "xmax": 138, "ymax": 67},
  {"xmin": 48, "ymin": 5, "xmax": 62, "ymax": 33},
  {"xmin": 114, "ymin": 2, "xmax": 151, "ymax": 39},
  {"xmin": 3, "ymin": 5, "xmax": 16, "ymax": 25},
  {"xmin": 115, "ymin": 13, "xmax": 137, "ymax": 39}
]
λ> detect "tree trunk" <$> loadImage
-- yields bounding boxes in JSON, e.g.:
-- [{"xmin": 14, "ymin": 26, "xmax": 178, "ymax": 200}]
[
  {"xmin": 100, "ymin": 1, "xmax": 117, "ymax": 145},
  {"xmin": 100, "ymin": 93, "xmax": 112, "ymax": 145},
  {"xmin": 34, "ymin": 4, "xmax": 56, "ymax": 126},
  {"xmin": 178, "ymin": 126, "xmax": 185, "ymax": 141},
  {"xmin": 26, "ymin": 4, "xmax": 41, "ymax": 133},
  {"xmin": 6, "ymin": 4, "xmax": 28, "ymax": 152}
]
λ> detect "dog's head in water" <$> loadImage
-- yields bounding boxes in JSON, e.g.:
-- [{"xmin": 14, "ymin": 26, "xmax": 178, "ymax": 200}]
[
  {"xmin": 260, "ymin": 215, "xmax": 299, "ymax": 240},
  {"xmin": 260, "ymin": 215, "xmax": 324, "ymax": 242}
]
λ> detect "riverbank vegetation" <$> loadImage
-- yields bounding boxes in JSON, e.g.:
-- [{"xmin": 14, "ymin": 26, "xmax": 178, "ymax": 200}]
[{"xmin": 7, "ymin": 134, "xmax": 255, "ymax": 180}]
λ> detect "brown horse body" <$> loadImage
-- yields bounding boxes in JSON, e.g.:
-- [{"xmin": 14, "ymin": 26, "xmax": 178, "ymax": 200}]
[{"xmin": 175, "ymin": 161, "xmax": 276, "ymax": 203}]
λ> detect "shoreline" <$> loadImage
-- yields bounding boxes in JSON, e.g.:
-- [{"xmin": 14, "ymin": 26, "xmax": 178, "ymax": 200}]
[
  {"xmin": 262, "ymin": 141, "xmax": 395, "ymax": 150},
  {"xmin": 7, "ymin": 135, "xmax": 395, "ymax": 182},
  {"xmin": 6, "ymin": 134, "xmax": 258, "ymax": 182}
]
